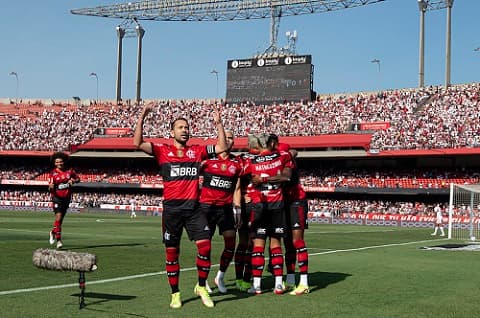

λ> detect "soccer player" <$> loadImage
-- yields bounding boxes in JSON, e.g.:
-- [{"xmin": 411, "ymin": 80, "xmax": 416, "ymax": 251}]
[
  {"xmin": 274, "ymin": 139, "xmax": 310, "ymax": 295},
  {"xmin": 243, "ymin": 133, "xmax": 293, "ymax": 294},
  {"xmin": 48, "ymin": 152, "xmax": 80, "ymax": 249},
  {"xmin": 431, "ymin": 204, "xmax": 446, "ymax": 236},
  {"xmin": 199, "ymin": 130, "xmax": 243, "ymax": 294},
  {"xmin": 130, "ymin": 197, "xmax": 137, "ymax": 218},
  {"xmin": 233, "ymin": 134, "xmax": 261, "ymax": 292},
  {"xmin": 134, "ymin": 102, "xmax": 227, "ymax": 309}
]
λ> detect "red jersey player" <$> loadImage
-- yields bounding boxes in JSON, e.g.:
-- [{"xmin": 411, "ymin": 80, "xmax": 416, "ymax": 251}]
[
  {"xmin": 233, "ymin": 134, "xmax": 261, "ymax": 292},
  {"xmin": 134, "ymin": 101, "xmax": 227, "ymax": 309},
  {"xmin": 272, "ymin": 137, "xmax": 310, "ymax": 295},
  {"xmin": 243, "ymin": 133, "xmax": 294, "ymax": 295},
  {"xmin": 199, "ymin": 130, "xmax": 243, "ymax": 294},
  {"xmin": 48, "ymin": 152, "xmax": 80, "ymax": 249}
]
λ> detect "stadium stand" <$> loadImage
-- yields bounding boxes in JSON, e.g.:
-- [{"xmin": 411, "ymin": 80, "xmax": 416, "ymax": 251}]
[{"xmin": 1, "ymin": 82, "xmax": 479, "ymax": 152}]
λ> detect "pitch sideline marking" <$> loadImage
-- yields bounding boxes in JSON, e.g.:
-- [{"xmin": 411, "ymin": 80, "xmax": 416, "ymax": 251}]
[{"xmin": 0, "ymin": 238, "xmax": 447, "ymax": 296}]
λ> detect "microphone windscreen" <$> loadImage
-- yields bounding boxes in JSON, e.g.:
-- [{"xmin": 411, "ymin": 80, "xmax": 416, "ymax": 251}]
[{"xmin": 33, "ymin": 248, "xmax": 97, "ymax": 272}]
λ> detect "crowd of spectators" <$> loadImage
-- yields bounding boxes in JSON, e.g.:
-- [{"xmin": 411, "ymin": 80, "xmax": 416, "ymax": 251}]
[
  {"xmin": 300, "ymin": 167, "xmax": 480, "ymax": 189},
  {"xmin": 0, "ymin": 190, "xmax": 163, "ymax": 208},
  {"xmin": 1, "ymin": 165, "xmax": 478, "ymax": 190},
  {"xmin": 1, "ymin": 189, "xmax": 450, "ymax": 216},
  {"xmin": 0, "ymin": 83, "xmax": 479, "ymax": 151},
  {"xmin": 370, "ymin": 84, "xmax": 480, "ymax": 150},
  {"xmin": 308, "ymin": 198, "xmax": 446, "ymax": 216}
]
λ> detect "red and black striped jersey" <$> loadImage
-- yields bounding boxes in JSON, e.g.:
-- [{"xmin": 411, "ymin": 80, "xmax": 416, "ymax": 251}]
[
  {"xmin": 243, "ymin": 150, "xmax": 293, "ymax": 207},
  {"xmin": 152, "ymin": 143, "xmax": 215, "ymax": 209},
  {"xmin": 238, "ymin": 151, "xmax": 257, "ymax": 197},
  {"xmin": 284, "ymin": 155, "xmax": 307, "ymax": 201},
  {"xmin": 49, "ymin": 168, "xmax": 78, "ymax": 199},
  {"xmin": 199, "ymin": 154, "xmax": 243, "ymax": 206}
]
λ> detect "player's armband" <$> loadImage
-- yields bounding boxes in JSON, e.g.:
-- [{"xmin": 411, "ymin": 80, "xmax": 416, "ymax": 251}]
[{"xmin": 206, "ymin": 144, "xmax": 216, "ymax": 158}]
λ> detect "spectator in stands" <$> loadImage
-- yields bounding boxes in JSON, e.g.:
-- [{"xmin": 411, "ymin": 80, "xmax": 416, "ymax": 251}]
[{"xmin": 2, "ymin": 82, "xmax": 480, "ymax": 152}]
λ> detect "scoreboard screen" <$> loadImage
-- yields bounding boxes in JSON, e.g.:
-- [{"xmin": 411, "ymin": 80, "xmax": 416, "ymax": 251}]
[{"xmin": 226, "ymin": 55, "xmax": 313, "ymax": 105}]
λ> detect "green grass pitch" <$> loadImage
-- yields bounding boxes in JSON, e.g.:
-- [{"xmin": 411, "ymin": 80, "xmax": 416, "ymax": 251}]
[{"xmin": 0, "ymin": 210, "xmax": 478, "ymax": 318}]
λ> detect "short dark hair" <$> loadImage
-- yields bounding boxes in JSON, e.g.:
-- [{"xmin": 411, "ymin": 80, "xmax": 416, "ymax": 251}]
[
  {"xmin": 50, "ymin": 152, "xmax": 70, "ymax": 165},
  {"xmin": 170, "ymin": 117, "xmax": 189, "ymax": 130},
  {"xmin": 268, "ymin": 133, "xmax": 279, "ymax": 144}
]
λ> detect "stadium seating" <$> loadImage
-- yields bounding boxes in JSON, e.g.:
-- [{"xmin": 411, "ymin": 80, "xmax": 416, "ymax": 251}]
[{"xmin": 1, "ymin": 82, "xmax": 479, "ymax": 151}]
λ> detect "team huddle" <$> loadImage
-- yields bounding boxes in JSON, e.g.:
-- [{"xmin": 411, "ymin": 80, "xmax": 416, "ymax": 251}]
[
  {"xmin": 46, "ymin": 102, "xmax": 310, "ymax": 309},
  {"xmin": 134, "ymin": 102, "xmax": 310, "ymax": 308}
]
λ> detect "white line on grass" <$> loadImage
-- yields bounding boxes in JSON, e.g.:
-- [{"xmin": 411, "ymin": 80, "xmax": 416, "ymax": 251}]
[
  {"xmin": 0, "ymin": 237, "xmax": 447, "ymax": 296},
  {"xmin": 308, "ymin": 238, "xmax": 448, "ymax": 256},
  {"xmin": 0, "ymin": 228, "xmax": 154, "ymax": 240},
  {"xmin": 306, "ymin": 229, "xmax": 396, "ymax": 234}
]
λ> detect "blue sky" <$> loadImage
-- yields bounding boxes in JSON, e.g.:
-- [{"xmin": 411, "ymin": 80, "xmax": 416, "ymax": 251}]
[{"xmin": 1, "ymin": 0, "xmax": 478, "ymax": 101}]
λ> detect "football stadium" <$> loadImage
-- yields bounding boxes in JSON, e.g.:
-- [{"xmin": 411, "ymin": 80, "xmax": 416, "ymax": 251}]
[{"xmin": 1, "ymin": 1, "xmax": 479, "ymax": 317}]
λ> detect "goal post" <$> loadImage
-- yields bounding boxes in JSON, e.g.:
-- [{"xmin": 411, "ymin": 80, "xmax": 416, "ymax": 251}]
[{"xmin": 448, "ymin": 183, "xmax": 480, "ymax": 242}]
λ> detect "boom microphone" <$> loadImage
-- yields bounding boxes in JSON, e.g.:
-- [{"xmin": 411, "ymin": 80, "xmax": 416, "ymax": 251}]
[
  {"xmin": 32, "ymin": 248, "xmax": 98, "ymax": 309},
  {"xmin": 32, "ymin": 248, "xmax": 97, "ymax": 272}
]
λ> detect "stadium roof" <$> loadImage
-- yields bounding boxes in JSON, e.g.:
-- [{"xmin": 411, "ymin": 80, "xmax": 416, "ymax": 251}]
[{"xmin": 71, "ymin": 0, "xmax": 386, "ymax": 22}]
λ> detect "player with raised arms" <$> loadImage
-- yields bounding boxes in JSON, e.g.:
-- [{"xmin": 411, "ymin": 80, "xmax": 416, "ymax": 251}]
[{"xmin": 134, "ymin": 101, "xmax": 227, "ymax": 309}]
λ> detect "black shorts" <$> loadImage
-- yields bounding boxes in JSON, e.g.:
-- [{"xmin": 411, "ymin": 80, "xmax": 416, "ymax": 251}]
[
  {"xmin": 52, "ymin": 197, "xmax": 70, "ymax": 214},
  {"xmin": 162, "ymin": 206, "xmax": 211, "ymax": 247},
  {"xmin": 248, "ymin": 202, "xmax": 286, "ymax": 240},
  {"xmin": 286, "ymin": 200, "xmax": 309, "ymax": 230},
  {"xmin": 199, "ymin": 203, "xmax": 235, "ymax": 237}
]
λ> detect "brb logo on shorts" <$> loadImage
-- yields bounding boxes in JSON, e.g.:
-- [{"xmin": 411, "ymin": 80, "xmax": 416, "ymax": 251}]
[{"xmin": 170, "ymin": 165, "xmax": 198, "ymax": 177}]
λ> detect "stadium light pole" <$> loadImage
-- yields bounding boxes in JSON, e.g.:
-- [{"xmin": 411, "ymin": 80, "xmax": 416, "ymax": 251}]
[
  {"xmin": 371, "ymin": 59, "xmax": 381, "ymax": 72},
  {"xmin": 135, "ymin": 24, "xmax": 145, "ymax": 104},
  {"xmin": 371, "ymin": 59, "xmax": 381, "ymax": 90},
  {"xmin": 444, "ymin": 0, "xmax": 454, "ymax": 88},
  {"xmin": 211, "ymin": 69, "xmax": 219, "ymax": 99},
  {"xmin": 89, "ymin": 72, "xmax": 99, "ymax": 103},
  {"xmin": 418, "ymin": 0, "xmax": 427, "ymax": 87},
  {"xmin": 116, "ymin": 26, "xmax": 125, "ymax": 104},
  {"xmin": 9, "ymin": 71, "xmax": 19, "ymax": 104}
]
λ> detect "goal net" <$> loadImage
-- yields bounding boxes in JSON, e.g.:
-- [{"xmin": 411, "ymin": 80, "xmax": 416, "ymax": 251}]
[{"xmin": 448, "ymin": 183, "xmax": 480, "ymax": 242}]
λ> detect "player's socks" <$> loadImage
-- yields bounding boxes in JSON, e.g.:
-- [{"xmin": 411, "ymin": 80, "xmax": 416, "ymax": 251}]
[
  {"xmin": 196, "ymin": 240, "xmax": 211, "ymax": 286},
  {"xmin": 270, "ymin": 246, "xmax": 284, "ymax": 278},
  {"xmin": 294, "ymin": 239, "xmax": 308, "ymax": 276},
  {"xmin": 166, "ymin": 247, "xmax": 180, "ymax": 293},
  {"xmin": 251, "ymin": 246, "xmax": 265, "ymax": 281},
  {"xmin": 215, "ymin": 271, "xmax": 227, "ymax": 293},
  {"xmin": 219, "ymin": 236, "xmax": 235, "ymax": 272}
]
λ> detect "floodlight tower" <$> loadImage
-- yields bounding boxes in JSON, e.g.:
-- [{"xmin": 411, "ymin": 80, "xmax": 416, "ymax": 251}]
[
  {"xmin": 71, "ymin": 0, "xmax": 386, "ymax": 97},
  {"xmin": 116, "ymin": 26, "xmax": 125, "ymax": 103},
  {"xmin": 115, "ymin": 18, "xmax": 145, "ymax": 104},
  {"xmin": 136, "ymin": 24, "xmax": 145, "ymax": 103},
  {"xmin": 418, "ymin": 0, "xmax": 427, "ymax": 87},
  {"xmin": 417, "ymin": 0, "xmax": 454, "ymax": 88},
  {"xmin": 444, "ymin": 0, "xmax": 454, "ymax": 88}
]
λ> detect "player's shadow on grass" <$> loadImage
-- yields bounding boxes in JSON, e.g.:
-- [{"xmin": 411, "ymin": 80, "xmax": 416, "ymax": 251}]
[
  {"xmin": 308, "ymin": 271, "xmax": 352, "ymax": 292},
  {"xmin": 206, "ymin": 271, "xmax": 352, "ymax": 305},
  {"xmin": 70, "ymin": 292, "xmax": 136, "ymax": 307},
  {"xmin": 258, "ymin": 270, "xmax": 351, "ymax": 294}
]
